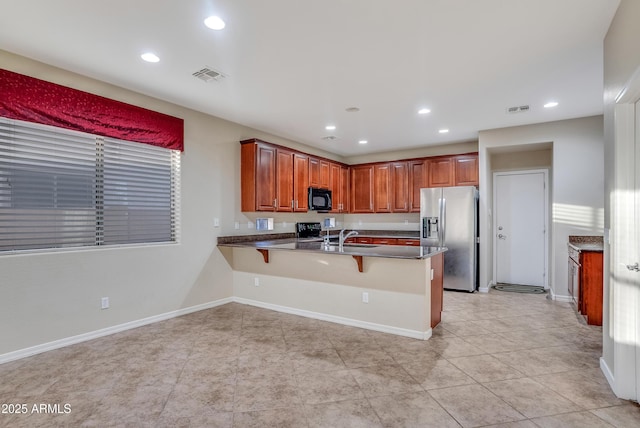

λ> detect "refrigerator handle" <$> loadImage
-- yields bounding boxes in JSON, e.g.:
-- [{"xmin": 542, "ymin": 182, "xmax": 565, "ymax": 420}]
[{"xmin": 440, "ymin": 197, "xmax": 446, "ymax": 246}]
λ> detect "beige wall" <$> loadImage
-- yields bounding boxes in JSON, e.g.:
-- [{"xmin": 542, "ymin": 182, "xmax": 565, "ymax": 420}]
[
  {"xmin": 227, "ymin": 247, "xmax": 432, "ymax": 335},
  {"xmin": 602, "ymin": 0, "xmax": 640, "ymax": 398},
  {"xmin": 490, "ymin": 148, "xmax": 552, "ymax": 171},
  {"xmin": 478, "ymin": 116, "xmax": 604, "ymax": 299},
  {"xmin": 0, "ymin": 50, "xmax": 339, "ymax": 357}
]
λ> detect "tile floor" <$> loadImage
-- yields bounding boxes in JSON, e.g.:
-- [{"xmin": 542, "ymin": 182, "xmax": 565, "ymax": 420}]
[{"xmin": 1, "ymin": 290, "xmax": 640, "ymax": 427}]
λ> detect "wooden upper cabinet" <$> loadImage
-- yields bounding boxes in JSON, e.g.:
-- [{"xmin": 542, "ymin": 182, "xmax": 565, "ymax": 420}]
[
  {"xmin": 319, "ymin": 160, "xmax": 330, "ymax": 189},
  {"xmin": 241, "ymin": 140, "xmax": 278, "ymax": 211},
  {"xmin": 340, "ymin": 165, "xmax": 350, "ymax": 213},
  {"xmin": 454, "ymin": 154, "xmax": 479, "ymax": 186},
  {"xmin": 293, "ymin": 153, "xmax": 309, "ymax": 212},
  {"xmin": 351, "ymin": 164, "xmax": 374, "ymax": 213},
  {"xmin": 329, "ymin": 162, "xmax": 349, "ymax": 213},
  {"xmin": 390, "ymin": 161, "xmax": 409, "ymax": 213},
  {"xmin": 309, "ymin": 157, "xmax": 320, "ymax": 188},
  {"xmin": 374, "ymin": 163, "xmax": 392, "ymax": 213},
  {"xmin": 275, "ymin": 148, "xmax": 294, "ymax": 212},
  {"xmin": 428, "ymin": 157, "xmax": 454, "ymax": 187},
  {"xmin": 408, "ymin": 159, "xmax": 427, "ymax": 212}
]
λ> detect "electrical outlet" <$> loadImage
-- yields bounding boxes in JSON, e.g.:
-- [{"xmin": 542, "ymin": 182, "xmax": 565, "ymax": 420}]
[
  {"xmin": 254, "ymin": 277, "xmax": 260, "ymax": 287},
  {"xmin": 248, "ymin": 221, "xmax": 254, "ymax": 229},
  {"xmin": 362, "ymin": 292, "xmax": 369, "ymax": 303},
  {"xmin": 404, "ymin": 219, "xmax": 409, "ymax": 225},
  {"xmin": 101, "ymin": 297, "xmax": 109, "ymax": 309},
  {"xmin": 234, "ymin": 221, "xmax": 240, "ymax": 230}
]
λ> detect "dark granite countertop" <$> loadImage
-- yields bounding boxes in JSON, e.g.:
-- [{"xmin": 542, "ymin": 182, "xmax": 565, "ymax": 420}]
[
  {"xmin": 568, "ymin": 235, "xmax": 604, "ymax": 252},
  {"xmin": 218, "ymin": 237, "xmax": 445, "ymax": 260}
]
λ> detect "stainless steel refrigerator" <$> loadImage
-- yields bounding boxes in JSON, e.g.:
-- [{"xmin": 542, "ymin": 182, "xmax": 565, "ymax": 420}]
[{"xmin": 420, "ymin": 186, "xmax": 478, "ymax": 292}]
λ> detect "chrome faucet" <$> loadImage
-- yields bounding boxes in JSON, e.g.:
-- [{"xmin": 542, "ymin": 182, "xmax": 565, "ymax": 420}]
[{"xmin": 339, "ymin": 229, "xmax": 359, "ymax": 249}]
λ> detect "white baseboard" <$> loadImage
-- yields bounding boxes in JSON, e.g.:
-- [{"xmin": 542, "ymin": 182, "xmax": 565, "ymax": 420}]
[
  {"xmin": 548, "ymin": 288, "xmax": 573, "ymax": 302},
  {"xmin": 600, "ymin": 357, "xmax": 615, "ymax": 391},
  {"xmin": 0, "ymin": 297, "xmax": 234, "ymax": 365},
  {"xmin": 478, "ymin": 281, "xmax": 492, "ymax": 293},
  {"xmin": 233, "ymin": 296, "xmax": 432, "ymax": 340}
]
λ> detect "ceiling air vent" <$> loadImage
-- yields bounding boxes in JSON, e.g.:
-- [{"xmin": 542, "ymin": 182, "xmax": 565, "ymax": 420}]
[
  {"xmin": 192, "ymin": 66, "xmax": 226, "ymax": 82},
  {"xmin": 321, "ymin": 136, "xmax": 337, "ymax": 141},
  {"xmin": 507, "ymin": 105, "xmax": 530, "ymax": 114}
]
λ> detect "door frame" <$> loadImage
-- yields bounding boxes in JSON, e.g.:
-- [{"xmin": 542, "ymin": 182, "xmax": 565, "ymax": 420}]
[
  {"xmin": 605, "ymin": 63, "xmax": 640, "ymax": 400},
  {"xmin": 492, "ymin": 169, "xmax": 550, "ymax": 289}
]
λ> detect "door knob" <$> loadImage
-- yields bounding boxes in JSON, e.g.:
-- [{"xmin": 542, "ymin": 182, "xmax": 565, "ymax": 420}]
[
  {"xmin": 626, "ymin": 262, "xmax": 640, "ymax": 272},
  {"xmin": 498, "ymin": 234, "xmax": 507, "ymax": 240},
  {"xmin": 498, "ymin": 226, "xmax": 503, "ymax": 231}
]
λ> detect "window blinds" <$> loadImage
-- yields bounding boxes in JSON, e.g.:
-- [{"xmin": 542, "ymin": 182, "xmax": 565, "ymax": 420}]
[{"xmin": 0, "ymin": 118, "xmax": 180, "ymax": 253}]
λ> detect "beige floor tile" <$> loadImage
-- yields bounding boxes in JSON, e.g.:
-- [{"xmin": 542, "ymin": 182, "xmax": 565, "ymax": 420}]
[
  {"xmin": 290, "ymin": 348, "xmax": 347, "ymax": 374},
  {"xmin": 590, "ymin": 404, "xmax": 640, "ymax": 427},
  {"xmin": 305, "ymin": 399, "xmax": 383, "ymax": 428},
  {"xmin": 533, "ymin": 369, "xmax": 625, "ymax": 410},
  {"xmin": 368, "ymin": 391, "xmax": 462, "ymax": 427},
  {"xmin": 448, "ymin": 354, "xmax": 525, "ymax": 383},
  {"xmin": 484, "ymin": 377, "xmax": 583, "ymax": 418},
  {"xmin": 403, "ymin": 358, "xmax": 477, "ymax": 390},
  {"xmin": 530, "ymin": 410, "xmax": 615, "ymax": 427},
  {"xmin": 234, "ymin": 375, "xmax": 301, "ymax": 412},
  {"xmin": 425, "ymin": 337, "xmax": 486, "ymax": 358},
  {"xmin": 428, "ymin": 384, "xmax": 525, "ymax": 427},
  {"xmin": 1, "ymin": 293, "xmax": 624, "ymax": 426},
  {"xmin": 481, "ymin": 421, "xmax": 539, "ymax": 428},
  {"xmin": 236, "ymin": 352, "xmax": 293, "ymax": 380},
  {"xmin": 350, "ymin": 364, "xmax": 423, "ymax": 398},
  {"xmin": 295, "ymin": 369, "xmax": 364, "ymax": 405},
  {"xmin": 336, "ymin": 346, "xmax": 396, "ymax": 368},
  {"xmin": 233, "ymin": 407, "xmax": 309, "ymax": 427}
]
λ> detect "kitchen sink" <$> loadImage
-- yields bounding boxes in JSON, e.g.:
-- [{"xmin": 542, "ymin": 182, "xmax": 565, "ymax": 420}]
[{"xmin": 328, "ymin": 243, "xmax": 378, "ymax": 248}]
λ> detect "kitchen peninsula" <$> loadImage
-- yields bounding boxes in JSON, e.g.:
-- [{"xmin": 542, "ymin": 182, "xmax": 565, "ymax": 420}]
[{"xmin": 218, "ymin": 234, "xmax": 446, "ymax": 340}]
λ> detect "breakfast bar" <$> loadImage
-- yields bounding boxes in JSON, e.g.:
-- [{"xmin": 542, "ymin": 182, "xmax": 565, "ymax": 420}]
[{"xmin": 218, "ymin": 235, "xmax": 446, "ymax": 340}]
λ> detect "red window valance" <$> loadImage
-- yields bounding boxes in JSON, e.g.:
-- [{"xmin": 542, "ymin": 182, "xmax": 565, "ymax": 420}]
[{"xmin": 0, "ymin": 69, "xmax": 184, "ymax": 151}]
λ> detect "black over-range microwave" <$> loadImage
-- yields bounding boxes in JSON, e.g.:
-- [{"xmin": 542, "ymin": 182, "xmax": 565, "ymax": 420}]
[{"xmin": 308, "ymin": 187, "xmax": 332, "ymax": 211}]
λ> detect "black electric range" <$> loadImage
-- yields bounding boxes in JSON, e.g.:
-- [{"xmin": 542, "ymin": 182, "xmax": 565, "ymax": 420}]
[{"xmin": 295, "ymin": 222, "xmax": 322, "ymax": 239}]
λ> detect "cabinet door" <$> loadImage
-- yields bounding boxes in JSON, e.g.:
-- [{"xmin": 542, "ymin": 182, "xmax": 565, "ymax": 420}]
[
  {"xmin": 329, "ymin": 162, "xmax": 341, "ymax": 213},
  {"xmin": 340, "ymin": 166, "xmax": 350, "ymax": 213},
  {"xmin": 255, "ymin": 143, "xmax": 277, "ymax": 211},
  {"xmin": 454, "ymin": 154, "xmax": 479, "ymax": 186},
  {"xmin": 430, "ymin": 252, "xmax": 444, "ymax": 328},
  {"xmin": 320, "ymin": 160, "xmax": 330, "ymax": 188},
  {"xmin": 309, "ymin": 157, "xmax": 320, "ymax": 188},
  {"xmin": 408, "ymin": 160, "xmax": 426, "ymax": 212},
  {"xmin": 371, "ymin": 237, "xmax": 397, "ymax": 245},
  {"xmin": 275, "ymin": 149, "xmax": 294, "ymax": 212},
  {"xmin": 397, "ymin": 239, "xmax": 420, "ymax": 246},
  {"xmin": 293, "ymin": 153, "xmax": 309, "ymax": 212},
  {"xmin": 428, "ymin": 157, "xmax": 454, "ymax": 187},
  {"xmin": 374, "ymin": 163, "xmax": 392, "ymax": 213},
  {"xmin": 351, "ymin": 165, "xmax": 374, "ymax": 213},
  {"xmin": 391, "ymin": 161, "xmax": 409, "ymax": 212}
]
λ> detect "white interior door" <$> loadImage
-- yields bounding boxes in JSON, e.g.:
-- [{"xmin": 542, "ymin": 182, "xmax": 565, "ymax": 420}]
[{"xmin": 494, "ymin": 171, "xmax": 547, "ymax": 287}]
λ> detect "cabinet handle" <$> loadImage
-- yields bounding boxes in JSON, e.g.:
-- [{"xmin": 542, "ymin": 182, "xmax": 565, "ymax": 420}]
[
  {"xmin": 291, "ymin": 200, "xmax": 294, "ymax": 209},
  {"xmin": 627, "ymin": 262, "xmax": 640, "ymax": 272},
  {"xmin": 273, "ymin": 199, "xmax": 277, "ymax": 208},
  {"xmin": 295, "ymin": 200, "xmax": 298, "ymax": 209}
]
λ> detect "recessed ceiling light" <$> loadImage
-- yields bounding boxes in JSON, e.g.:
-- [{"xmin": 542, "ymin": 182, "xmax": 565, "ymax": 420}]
[
  {"xmin": 345, "ymin": 107, "xmax": 360, "ymax": 113},
  {"xmin": 418, "ymin": 108, "xmax": 431, "ymax": 115},
  {"xmin": 544, "ymin": 101, "xmax": 559, "ymax": 108},
  {"xmin": 204, "ymin": 15, "xmax": 226, "ymax": 30},
  {"xmin": 439, "ymin": 129, "xmax": 449, "ymax": 134},
  {"xmin": 141, "ymin": 52, "xmax": 160, "ymax": 63},
  {"xmin": 325, "ymin": 125, "xmax": 336, "ymax": 131},
  {"xmin": 359, "ymin": 140, "xmax": 368, "ymax": 145}
]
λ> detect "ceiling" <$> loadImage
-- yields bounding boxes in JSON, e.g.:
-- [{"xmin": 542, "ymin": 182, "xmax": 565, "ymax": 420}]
[{"xmin": 0, "ymin": 0, "xmax": 620, "ymax": 156}]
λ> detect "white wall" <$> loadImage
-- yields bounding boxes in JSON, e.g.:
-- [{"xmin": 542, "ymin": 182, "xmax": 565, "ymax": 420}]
[
  {"xmin": 602, "ymin": 0, "xmax": 640, "ymax": 399},
  {"xmin": 478, "ymin": 116, "xmax": 604, "ymax": 298}
]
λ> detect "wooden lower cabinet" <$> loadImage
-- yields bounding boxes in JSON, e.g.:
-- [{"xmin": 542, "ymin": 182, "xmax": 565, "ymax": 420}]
[{"xmin": 577, "ymin": 250, "xmax": 604, "ymax": 326}]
